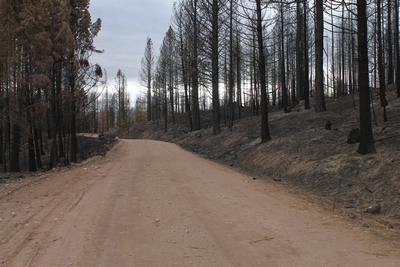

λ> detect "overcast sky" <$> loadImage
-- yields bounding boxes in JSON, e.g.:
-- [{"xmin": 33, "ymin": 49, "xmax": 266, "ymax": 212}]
[{"xmin": 89, "ymin": 0, "xmax": 173, "ymax": 101}]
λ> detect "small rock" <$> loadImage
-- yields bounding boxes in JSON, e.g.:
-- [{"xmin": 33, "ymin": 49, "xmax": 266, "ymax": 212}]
[
  {"xmin": 11, "ymin": 212, "xmax": 17, "ymax": 217},
  {"xmin": 365, "ymin": 204, "xmax": 381, "ymax": 214},
  {"xmin": 325, "ymin": 120, "xmax": 332, "ymax": 130},
  {"xmin": 346, "ymin": 213, "xmax": 357, "ymax": 220},
  {"xmin": 347, "ymin": 128, "xmax": 360, "ymax": 144},
  {"xmin": 186, "ymin": 230, "xmax": 189, "ymax": 233}
]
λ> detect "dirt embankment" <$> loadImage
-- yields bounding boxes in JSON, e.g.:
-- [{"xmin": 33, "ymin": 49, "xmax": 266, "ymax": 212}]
[{"xmin": 113, "ymin": 86, "xmax": 400, "ymax": 243}]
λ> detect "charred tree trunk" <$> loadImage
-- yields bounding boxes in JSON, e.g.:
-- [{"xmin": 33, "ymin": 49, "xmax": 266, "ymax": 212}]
[
  {"xmin": 212, "ymin": 0, "xmax": 221, "ymax": 135},
  {"xmin": 377, "ymin": 0, "xmax": 388, "ymax": 121},
  {"xmin": 395, "ymin": 0, "xmax": 400, "ymax": 97},
  {"xmin": 192, "ymin": 0, "xmax": 200, "ymax": 131},
  {"xmin": 315, "ymin": 0, "xmax": 326, "ymax": 112},
  {"xmin": 280, "ymin": 2, "xmax": 288, "ymax": 113},
  {"xmin": 303, "ymin": 0, "xmax": 310, "ymax": 109},
  {"xmin": 49, "ymin": 63, "xmax": 60, "ymax": 168},
  {"xmin": 228, "ymin": 0, "xmax": 234, "ymax": 131},
  {"xmin": 256, "ymin": 0, "xmax": 272, "ymax": 143},
  {"xmin": 0, "ymin": 125, "xmax": 3, "ymax": 170},
  {"xmin": 387, "ymin": 0, "xmax": 394, "ymax": 84},
  {"xmin": 357, "ymin": 0, "xmax": 376, "ymax": 154},
  {"xmin": 236, "ymin": 35, "xmax": 242, "ymax": 120},
  {"xmin": 70, "ymin": 61, "xmax": 78, "ymax": 163},
  {"xmin": 70, "ymin": 98, "xmax": 77, "ymax": 163},
  {"xmin": 33, "ymin": 126, "xmax": 42, "ymax": 169},
  {"xmin": 10, "ymin": 123, "xmax": 21, "ymax": 172},
  {"xmin": 178, "ymin": 15, "xmax": 192, "ymax": 130},
  {"xmin": 296, "ymin": 1, "xmax": 304, "ymax": 101},
  {"xmin": 164, "ymin": 81, "xmax": 168, "ymax": 133},
  {"xmin": 28, "ymin": 125, "xmax": 37, "ymax": 172}
]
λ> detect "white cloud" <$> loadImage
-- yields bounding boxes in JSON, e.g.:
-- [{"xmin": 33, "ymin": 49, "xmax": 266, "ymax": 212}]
[{"xmin": 89, "ymin": 0, "xmax": 173, "ymax": 102}]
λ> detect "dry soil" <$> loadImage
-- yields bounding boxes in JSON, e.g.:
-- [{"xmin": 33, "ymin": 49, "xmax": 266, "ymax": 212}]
[{"xmin": 1, "ymin": 139, "xmax": 399, "ymax": 266}]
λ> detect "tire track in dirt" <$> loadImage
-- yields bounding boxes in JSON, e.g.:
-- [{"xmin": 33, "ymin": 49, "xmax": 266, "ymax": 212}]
[
  {"xmin": 0, "ymin": 157, "xmax": 110, "ymax": 266},
  {"xmin": 1, "ymin": 140, "xmax": 399, "ymax": 266}
]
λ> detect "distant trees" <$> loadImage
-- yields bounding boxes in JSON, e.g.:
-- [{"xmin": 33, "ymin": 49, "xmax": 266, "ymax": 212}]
[
  {"xmin": 93, "ymin": 69, "xmax": 133, "ymax": 134},
  {"xmin": 156, "ymin": 26, "xmax": 177, "ymax": 132},
  {"xmin": 115, "ymin": 69, "xmax": 128, "ymax": 127},
  {"xmin": 139, "ymin": 37, "xmax": 155, "ymax": 121},
  {"xmin": 173, "ymin": 2, "xmax": 193, "ymax": 129}
]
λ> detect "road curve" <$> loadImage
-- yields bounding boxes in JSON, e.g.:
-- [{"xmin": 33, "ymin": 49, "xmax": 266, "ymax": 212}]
[{"xmin": 0, "ymin": 139, "xmax": 399, "ymax": 266}]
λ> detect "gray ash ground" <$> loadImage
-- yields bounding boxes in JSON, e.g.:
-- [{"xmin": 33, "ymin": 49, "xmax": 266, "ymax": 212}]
[{"xmin": 77, "ymin": 134, "xmax": 116, "ymax": 160}]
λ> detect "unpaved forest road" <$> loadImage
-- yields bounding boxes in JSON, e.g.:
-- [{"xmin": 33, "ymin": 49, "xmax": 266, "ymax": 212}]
[{"xmin": 1, "ymin": 140, "xmax": 399, "ymax": 267}]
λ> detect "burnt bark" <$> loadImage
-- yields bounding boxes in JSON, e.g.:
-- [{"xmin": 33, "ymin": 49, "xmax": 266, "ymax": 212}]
[
  {"xmin": 10, "ymin": 123, "xmax": 21, "ymax": 172},
  {"xmin": 212, "ymin": 0, "xmax": 221, "ymax": 135},
  {"xmin": 303, "ymin": 0, "xmax": 310, "ymax": 109},
  {"xmin": 28, "ymin": 126, "xmax": 37, "ymax": 172},
  {"xmin": 377, "ymin": 0, "xmax": 388, "ymax": 121},
  {"xmin": 315, "ymin": 0, "xmax": 326, "ymax": 112},
  {"xmin": 256, "ymin": 0, "xmax": 271, "ymax": 143},
  {"xmin": 395, "ymin": 0, "xmax": 400, "ymax": 97},
  {"xmin": 357, "ymin": 0, "xmax": 376, "ymax": 154}
]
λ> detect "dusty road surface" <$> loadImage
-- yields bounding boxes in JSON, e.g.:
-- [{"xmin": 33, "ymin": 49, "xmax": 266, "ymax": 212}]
[{"xmin": 0, "ymin": 140, "xmax": 399, "ymax": 267}]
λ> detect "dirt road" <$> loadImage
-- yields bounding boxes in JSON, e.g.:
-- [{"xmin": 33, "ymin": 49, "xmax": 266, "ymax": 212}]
[{"xmin": 0, "ymin": 140, "xmax": 399, "ymax": 266}]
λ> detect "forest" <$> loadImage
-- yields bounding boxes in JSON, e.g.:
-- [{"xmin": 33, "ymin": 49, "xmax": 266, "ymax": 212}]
[
  {"xmin": 136, "ymin": 0, "xmax": 399, "ymax": 155},
  {"xmin": 0, "ymin": 0, "xmax": 122, "ymax": 173},
  {"xmin": 1, "ymin": 0, "xmax": 399, "ymax": 173}
]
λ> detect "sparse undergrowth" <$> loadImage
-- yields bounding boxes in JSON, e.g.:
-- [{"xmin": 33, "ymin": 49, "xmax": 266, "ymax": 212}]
[
  {"xmin": 0, "ymin": 134, "xmax": 116, "ymax": 182},
  {"xmin": 112, "ymin": 85, "xmax": 400, "ymax": 244}
]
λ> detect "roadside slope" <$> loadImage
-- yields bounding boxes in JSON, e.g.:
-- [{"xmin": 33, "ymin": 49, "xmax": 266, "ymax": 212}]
[{"xmin": 115, "ymin": 87, "xmax": 400, "ymax": 241}]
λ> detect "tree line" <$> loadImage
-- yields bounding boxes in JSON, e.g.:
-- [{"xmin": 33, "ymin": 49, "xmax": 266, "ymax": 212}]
[
  {"xmin": 138, "ymin": 0, "xmax": 400, "ymax": 155},
  {"xmin": 2, "ymin": 0, "xmax": 397, "ymax": 173},
  {"xmin": 0, "ymin": 0, "xmax": 107, "ymax": 172}
]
